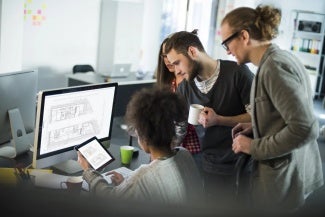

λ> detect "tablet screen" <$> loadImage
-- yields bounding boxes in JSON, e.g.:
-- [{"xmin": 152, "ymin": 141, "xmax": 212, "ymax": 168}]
[{"xmin": 75, "ymin": 136, "xmax": 115, "ymax": 171}]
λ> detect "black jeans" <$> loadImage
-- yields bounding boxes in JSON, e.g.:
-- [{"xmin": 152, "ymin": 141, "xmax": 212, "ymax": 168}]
[{"xmin": 193, "ymin": 152, "xmax": 251, "ymax": 207}]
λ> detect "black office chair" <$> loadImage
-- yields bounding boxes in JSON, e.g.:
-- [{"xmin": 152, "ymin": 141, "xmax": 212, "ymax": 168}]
[{"xmin": 72, "ymin": 64, "xmax": 95, "ymax": 74}]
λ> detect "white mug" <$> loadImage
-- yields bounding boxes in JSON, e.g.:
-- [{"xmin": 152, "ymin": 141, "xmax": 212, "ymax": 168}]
[
  {"xmin": 188, "ymin": 104, "xmax": 204, "ymax": 125},
  {"xmin": 60, "ymin": 176, "xmax": 83, "ymax": 193}
]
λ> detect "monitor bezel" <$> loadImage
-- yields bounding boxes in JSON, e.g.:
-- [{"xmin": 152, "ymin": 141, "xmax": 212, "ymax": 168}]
[{"xmin": 33, "ymin": 82, "xmax": 118, "ymax": 161}]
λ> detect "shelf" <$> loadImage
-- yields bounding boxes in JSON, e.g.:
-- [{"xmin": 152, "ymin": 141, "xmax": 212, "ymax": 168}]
[
  {"xmin": 291, "ymin": 37, "xmax": 322, "ymax": 54},
  {"xmin": 291, "ymin": 50, "xmax": 320, "ymax": 56},
  {"xmin": 292, "ymin": 10, "xmax": 325, "ymax": 16},
  {"xmin": 293, "ymin": 32, "xmax": 323, "ymax": 41},
  {"xmin": 291, "ymin": 10, "xmax": 325, "ymax": 97},
  {"xmin": 306, "ymin": 68, "xmax": 317, "ymax": 75}
]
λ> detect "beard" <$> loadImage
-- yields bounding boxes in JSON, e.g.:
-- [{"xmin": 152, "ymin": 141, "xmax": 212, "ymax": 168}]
[{"xmin": 188, "ymin": 59, "xmax": 202, "ymax": 81}]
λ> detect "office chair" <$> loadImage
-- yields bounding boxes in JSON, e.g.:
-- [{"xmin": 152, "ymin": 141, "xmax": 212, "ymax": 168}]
[{"xmin": 72, "ymin": 64, "xmax": 95, "ymax": 74}]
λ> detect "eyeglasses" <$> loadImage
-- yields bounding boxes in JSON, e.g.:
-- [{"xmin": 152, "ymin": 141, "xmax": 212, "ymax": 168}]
[{"xmin": 221, "ymin": 31, "xmax": 240, "ymax": 51}]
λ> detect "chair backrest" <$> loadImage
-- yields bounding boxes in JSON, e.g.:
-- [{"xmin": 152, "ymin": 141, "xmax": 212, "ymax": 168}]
[{"xmin": 72, "ymin": 64, "xmax": 95, "ymax": 74}]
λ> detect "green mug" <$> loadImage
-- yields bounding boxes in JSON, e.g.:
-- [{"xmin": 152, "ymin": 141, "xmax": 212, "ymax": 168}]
[{"xmin": 120, "ymin": 146, "xmax": 134, "ymax": 164}]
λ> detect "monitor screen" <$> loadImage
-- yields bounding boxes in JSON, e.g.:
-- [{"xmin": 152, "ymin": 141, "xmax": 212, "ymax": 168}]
[
  {"xmin": 32, "ymin": 82, "xmax": 118, "ymax": 174},
  {"xmin": 0, "ymin": 70, "xmax": 38, "ymax": 158}
]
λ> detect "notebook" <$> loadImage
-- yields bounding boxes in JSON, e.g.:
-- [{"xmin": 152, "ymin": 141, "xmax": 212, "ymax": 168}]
[
  {"xmin": 83, "ymin": 167, "xmax": 133, "ymax": 191},
  {"xmin": 109, "ymin": 64, "xmax": 131, "ymax": 78},
  {"xmin": 101, "ymin": 167, "xmax": 133, "ymax": 184}
]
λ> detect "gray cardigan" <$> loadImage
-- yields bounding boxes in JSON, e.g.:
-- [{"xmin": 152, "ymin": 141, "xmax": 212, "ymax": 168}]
[{"xmin": 250, "ymin": 44, "xmax": 324, "ymax": 210}]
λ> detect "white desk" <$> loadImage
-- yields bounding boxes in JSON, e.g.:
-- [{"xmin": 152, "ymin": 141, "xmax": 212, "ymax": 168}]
[{"xmin": 67, "ymin": 72, "xmax": 156, "ymax": 116}]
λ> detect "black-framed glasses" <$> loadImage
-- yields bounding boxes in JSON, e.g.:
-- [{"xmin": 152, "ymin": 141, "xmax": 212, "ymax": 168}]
[{"xmin": 221, "ymin": 31, "xmax": 240, "ymax": 51}]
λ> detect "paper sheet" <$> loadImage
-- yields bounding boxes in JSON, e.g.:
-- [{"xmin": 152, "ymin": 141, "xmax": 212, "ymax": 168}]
[{"xmin": 30, "ymin": 171, "xmax": 87, "ymax": 190}]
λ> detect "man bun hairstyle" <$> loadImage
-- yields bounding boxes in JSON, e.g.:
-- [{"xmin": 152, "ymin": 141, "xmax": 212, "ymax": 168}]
[
  {"xmin": 255, "ymin": 5, "xmax": 281, "ymax": 40},
  {"xmin": 164, "ymin": 30, "xmax": 205, "ymax": 56},
  {"xmin": 221, "ymin": 5, "xmax": 281, "ymax": 41}
]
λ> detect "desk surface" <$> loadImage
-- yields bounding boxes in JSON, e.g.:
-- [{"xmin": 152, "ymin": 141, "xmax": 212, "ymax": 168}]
[
  {"xmin": 67, "ymin": 72, "xmax": 156, "ymax": 117},
  {"xmin": 104, "ymin": 144, "xmax": 150, "ymax": 172},
  {"xmin": 0, "ymin": 144, "xmax": 150, "ymax": 174},
  {"xmin": 67, "ymin": 72, "xmax": 156, "ymax": 86}
]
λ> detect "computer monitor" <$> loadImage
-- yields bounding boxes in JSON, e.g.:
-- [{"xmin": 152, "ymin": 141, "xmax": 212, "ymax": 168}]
[
  {"xmin": 32, "ymin": 82, "xmax": 118, "ymax": 174},
  {"xmin": 0, "ymin": 70, "xmax": 38, "ymax": 158}
]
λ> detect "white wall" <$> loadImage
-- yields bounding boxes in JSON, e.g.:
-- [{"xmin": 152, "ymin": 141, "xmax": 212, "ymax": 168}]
[
  {"xmin": 140, "ymin": 0, "xmax": 163, "ymax": 74},
  {"xmin": 114, "ymin": 1, "xmax": 143, "ymax": 69},
  {"xmin": 97, "ymin": 0, "xmax": 145, "ymax": 76},
  {"xmin": 97, "ymin": 0, "xmax": 163, "ymax": 76},
  {"xmin": 22, "ymin": 0, "xmax": 101, "ymax": 73},
  {"xmin": 96, "ymin": 0, "xmax": 117, "ymax": 76},
  {"xmin": 0, "ymin": 0, "xmax": 163, "ymax": 77},
  {"xmin": 0, "ymin": 0, "xmax": 24, "ymax": 73},
  {"xmin": 1, "ymin": 0, "xmax": 324, "ymax": 75}
]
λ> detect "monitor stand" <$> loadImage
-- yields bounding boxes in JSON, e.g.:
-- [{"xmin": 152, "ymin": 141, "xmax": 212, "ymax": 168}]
[
  {"xmin": 53, "ymin": 160, "xmax": 83, "ymax": 174},
  {"xmin": 7, "ymin": 108, "xmax": 34, "ymax": 157}
]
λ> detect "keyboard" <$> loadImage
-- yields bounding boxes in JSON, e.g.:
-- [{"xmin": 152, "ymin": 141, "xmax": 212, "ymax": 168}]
[{"xmin": 101, "ymin": 167, "xmax": 133, "ymax": 184}]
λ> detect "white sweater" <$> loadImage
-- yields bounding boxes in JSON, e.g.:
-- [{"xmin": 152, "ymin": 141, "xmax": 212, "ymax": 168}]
[{"xmin": 83, "ymin": 147, "xmax": 203, "ymax": 205}]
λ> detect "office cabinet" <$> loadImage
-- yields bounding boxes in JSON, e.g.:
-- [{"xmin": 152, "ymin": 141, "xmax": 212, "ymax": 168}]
[{"xmin": 290, "ymin": 10, "xmax": 325, "ymax": 97}]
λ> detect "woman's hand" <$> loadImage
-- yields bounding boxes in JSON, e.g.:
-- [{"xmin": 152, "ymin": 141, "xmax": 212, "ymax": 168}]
[
  {"xmin": 77, "ymin": 151, "xmax": 91, "ymax": 171},
  {"xmin": 105, "ymin": 171, "xmax": 124, "ymax": 186}
]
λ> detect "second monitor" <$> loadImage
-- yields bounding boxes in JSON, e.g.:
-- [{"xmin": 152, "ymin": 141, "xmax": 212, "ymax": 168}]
[{"xmin": 0, "ymin": 69, "xmax": 38, "ymax": 158}]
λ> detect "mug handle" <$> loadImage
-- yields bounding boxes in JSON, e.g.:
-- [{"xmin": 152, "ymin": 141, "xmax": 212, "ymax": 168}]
[{"xmin": 60, "ymin": 181, "xmax": 67, "ymax": 189}]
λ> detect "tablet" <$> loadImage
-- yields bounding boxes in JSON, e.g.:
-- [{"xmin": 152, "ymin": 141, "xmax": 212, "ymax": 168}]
[{"xmin": 74, "ymin": 136, "xmax": 115, "ymax": 171}]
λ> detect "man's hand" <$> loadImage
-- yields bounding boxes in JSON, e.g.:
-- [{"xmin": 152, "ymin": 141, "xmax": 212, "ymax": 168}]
[
  {"xmin": 232, "ymin": 122, "xmax": 253, "ymax": 139},
  {"xmin": 198, "ymin": 107, "xmax": 218, "ymax": 128},
  {"xmin": 232, "ymin": 134, "xmax": 252, "ymax": 154}
]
